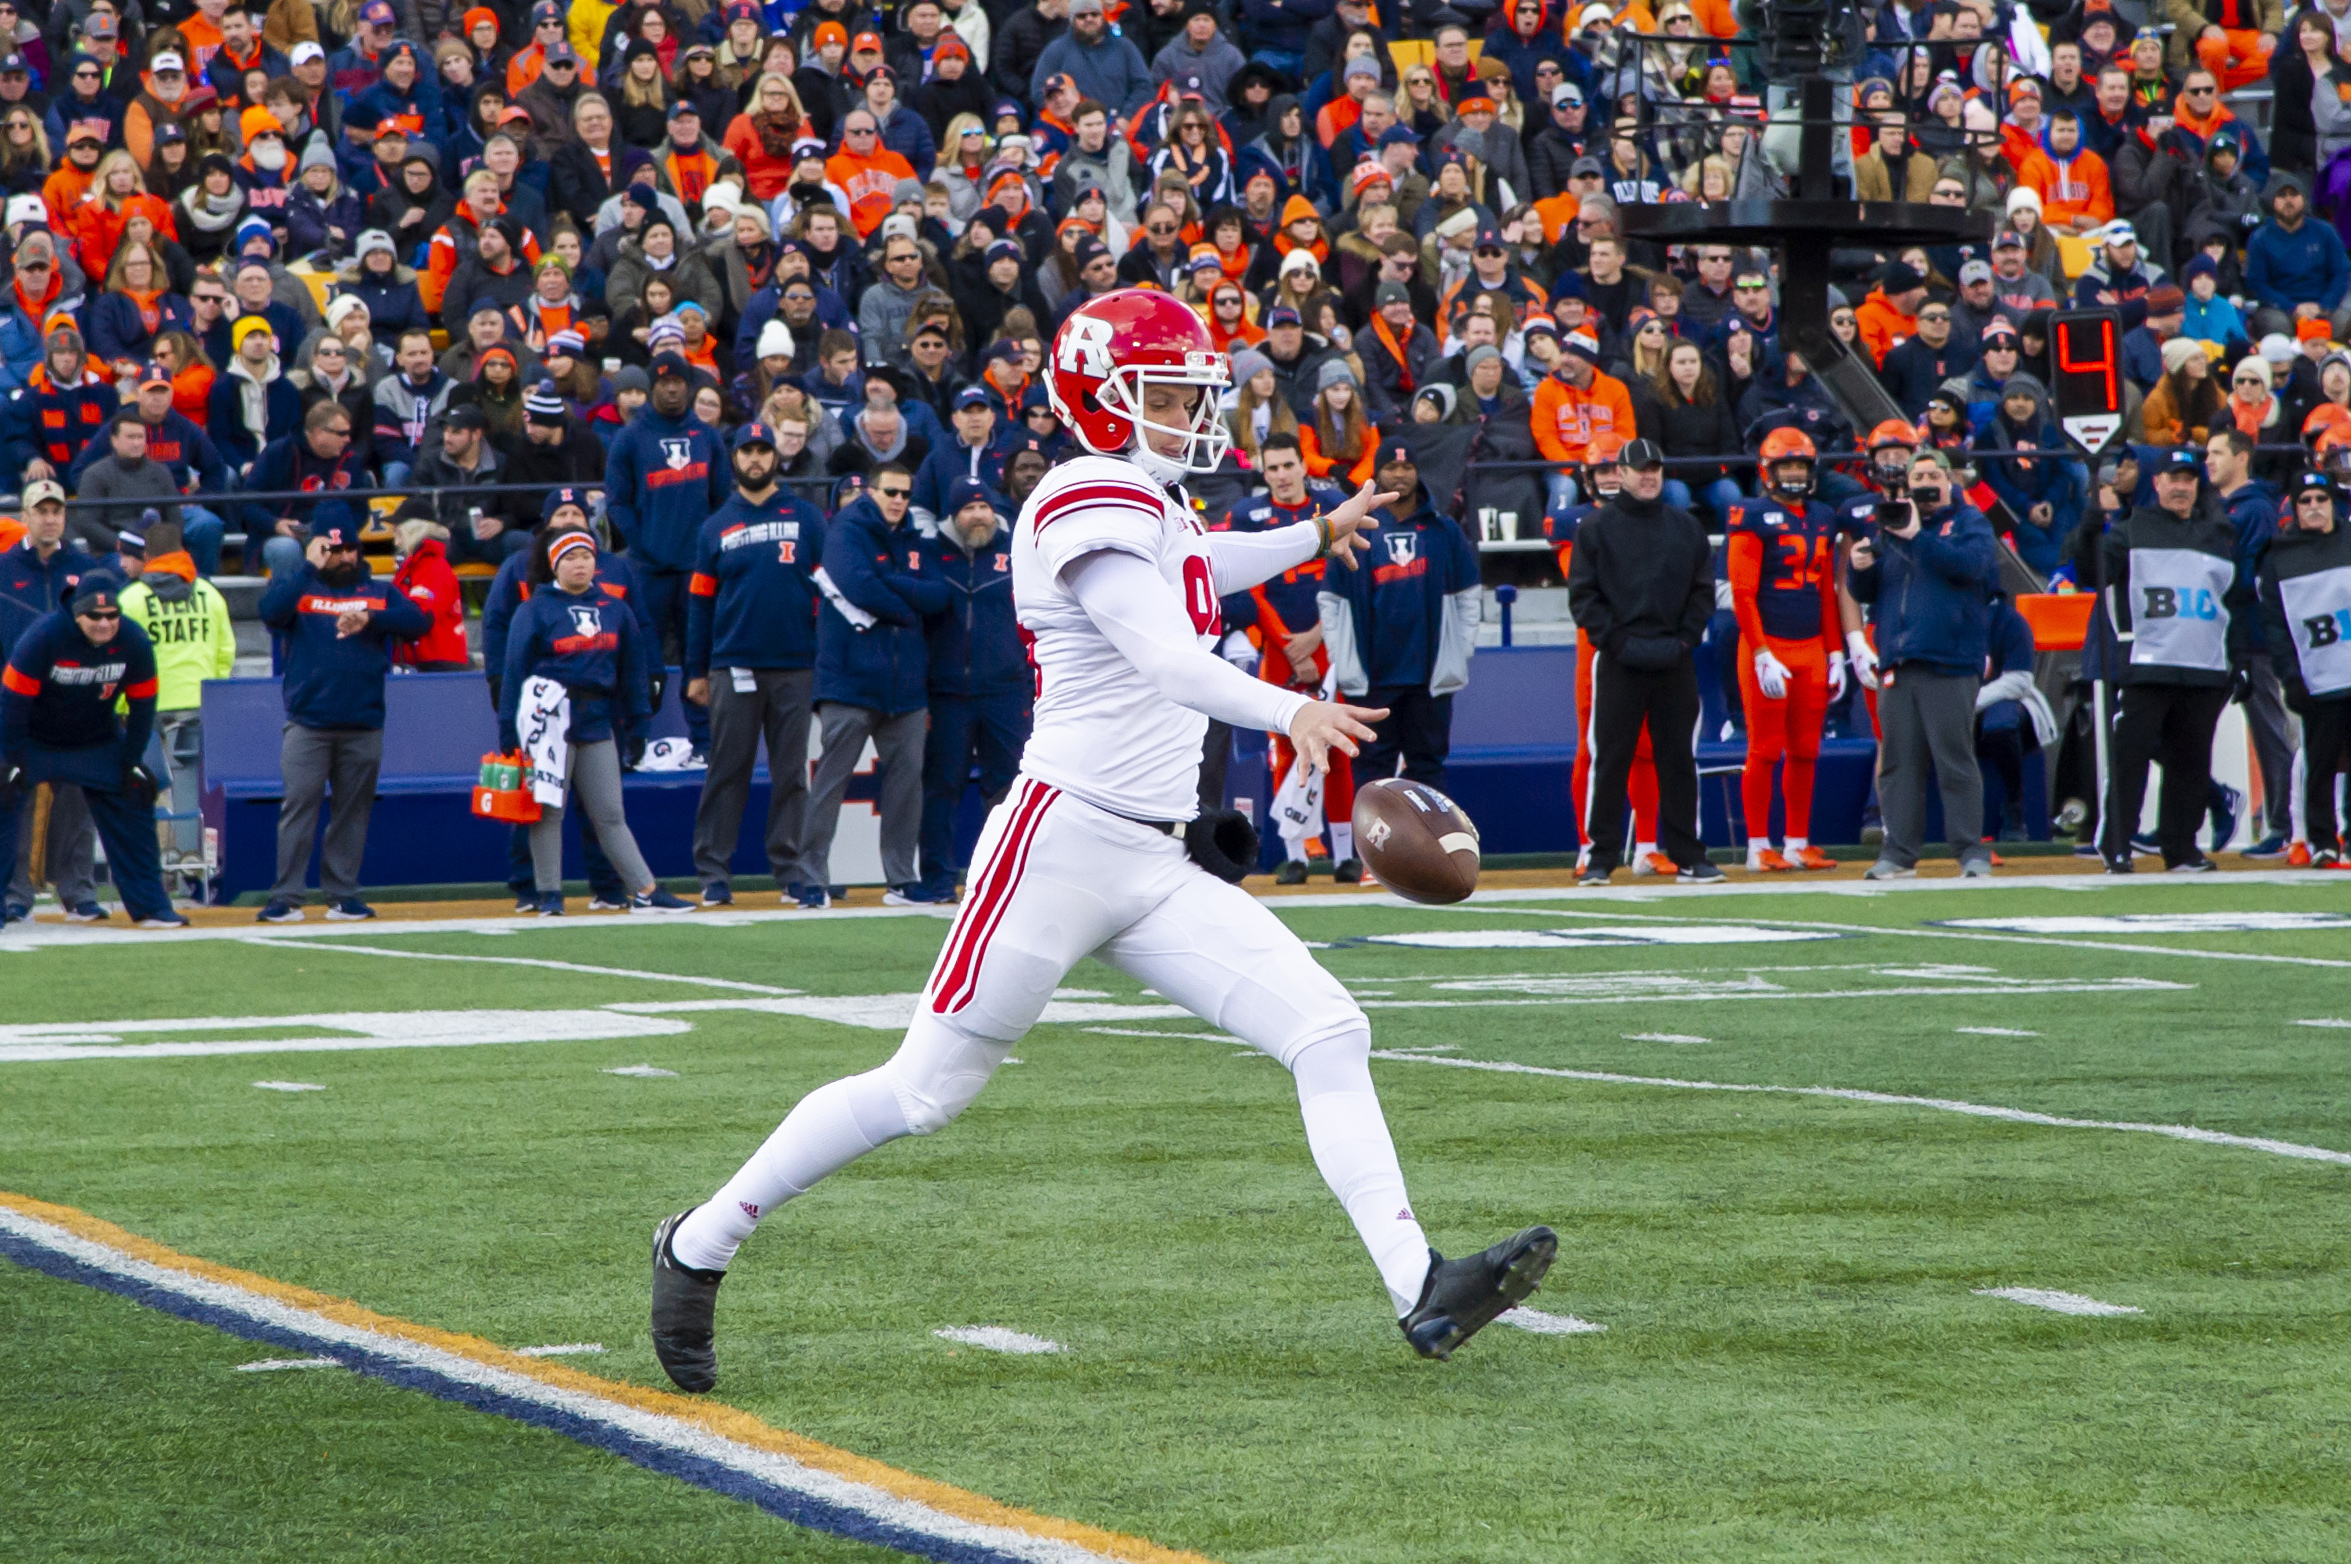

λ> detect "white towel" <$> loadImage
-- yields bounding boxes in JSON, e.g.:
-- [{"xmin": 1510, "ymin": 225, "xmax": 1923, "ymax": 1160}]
[
  {"xmin": 813, "ymin": 566, "xmax": 878, "ymax": 631},
  {"xmin": 519, "ymin": 676, "xmax": 572, "ymax": 808}
]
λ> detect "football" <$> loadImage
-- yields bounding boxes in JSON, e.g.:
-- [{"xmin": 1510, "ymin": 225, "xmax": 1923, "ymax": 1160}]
[{"xmin": 1352, "ymin": 779, "xmax": 1481, "ymax": 904}]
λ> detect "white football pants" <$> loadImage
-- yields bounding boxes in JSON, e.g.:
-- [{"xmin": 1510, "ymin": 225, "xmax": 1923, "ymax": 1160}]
[{"xmin": 671, "ymin": 775, "xmax": 1435, "ymax": 1311}]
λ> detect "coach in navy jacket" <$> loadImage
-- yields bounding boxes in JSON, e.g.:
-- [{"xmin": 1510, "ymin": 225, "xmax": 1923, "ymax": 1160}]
[
  {"xmin": 685, "ymin": 423, "xmax": 830, "ymax": 901},
  {"xmin": 604, "ymin": 352, "xmax": 731, "ymax": 750},
  {"xmin": 254, "ymin": 522, "xmax": 429, "ymax": 919},
  {"xmin": 0, "ymin": 581, "xmax": 179, "ymax": 925},
  {"xmin": 915, "ymin": 478, "xmax": 1030, "ymax": 897},
  {"xmin": 806, "ymin": 468, "xmax": 950, "ymax": 899}
]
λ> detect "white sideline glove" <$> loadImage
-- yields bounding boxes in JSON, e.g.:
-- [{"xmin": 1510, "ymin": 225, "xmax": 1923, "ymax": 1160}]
[
  {"xmin": 1753, "ymin": 647, "xmax": 1792, "ymax": 700},
  {"xmin": 1846, "ymin": 629, "xmax": 1880, "ymax": 691},
  {"xmin": 1826, "ymin": 651, "xmax": 1848, "ymax": 702}
]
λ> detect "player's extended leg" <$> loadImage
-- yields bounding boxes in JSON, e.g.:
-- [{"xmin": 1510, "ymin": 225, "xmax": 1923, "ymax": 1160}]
[
  {"xmin": 1736, "ymin": 635, "xmax": 1791, "ymax": 869},
  {"xmin": 655, "ymin": 779, "xmax": 1135, "ymax": 1390},
  {"xmin": 1778, "ymin": 637, "xmax": 1830, "ymax": 864},
  {"xmin": 1100, "ymin": 865, "xmax": 1555, "ymax": 1355}
]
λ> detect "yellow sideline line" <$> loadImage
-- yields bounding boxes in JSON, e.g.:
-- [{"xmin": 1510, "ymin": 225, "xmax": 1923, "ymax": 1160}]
[{"xmin": 0, "ymin": 1190, "xmax": 1219, "ymax": 1564}]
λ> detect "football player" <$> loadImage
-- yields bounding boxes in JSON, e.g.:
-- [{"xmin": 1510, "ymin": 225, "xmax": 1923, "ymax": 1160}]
[
  {"xmin": 1546, "ymin": 435, "xmax": 1666, "ymax": 871},
  {"xmin": 651, "ymin": 291, "xmax": 1556, "ymax": 1390},
  {"xmin": 1729, "ymin": 427, "xmax": 1844, "ymax": 871},
  {"xmin": 1220, "ymin": 431, "xmax": 1360, "ymax": 883}
]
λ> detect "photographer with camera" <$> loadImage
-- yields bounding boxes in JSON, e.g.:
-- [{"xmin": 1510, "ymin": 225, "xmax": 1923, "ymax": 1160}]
[{"xmin": 1848, "ymin": 449, "xmax": 1999, "ymax": 880}]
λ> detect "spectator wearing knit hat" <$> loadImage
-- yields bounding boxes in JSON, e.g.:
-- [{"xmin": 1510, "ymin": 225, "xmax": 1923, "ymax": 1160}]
[{"xmin": 503, "ymin": 374, "xmax": 607, "ymax": 515}]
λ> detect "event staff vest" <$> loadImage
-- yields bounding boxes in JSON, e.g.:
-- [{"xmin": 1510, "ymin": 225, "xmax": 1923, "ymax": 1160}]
[
  {"xmin": 2272, "ymin": 528, "xmax": 2351, "ymax": 698},
  {"xmin": 2118, "ymin": 512, "xmax": 2234, "ymax": 676}
]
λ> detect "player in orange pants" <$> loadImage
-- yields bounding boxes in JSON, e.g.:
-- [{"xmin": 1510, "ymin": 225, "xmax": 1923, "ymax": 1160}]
[{"xmin": 1727, "ymin": 429, "xmax": 1846, "ymax": 871}]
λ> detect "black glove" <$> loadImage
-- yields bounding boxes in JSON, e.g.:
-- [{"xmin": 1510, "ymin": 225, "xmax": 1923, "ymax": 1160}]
[
  {"xmin": 621, "ymin": 729, "xmax": 648, "ymax": 771},
  {"xmin": 487, "ymin": 676, "xmax": 503, "ymax": 713},
  {"xmin": 2228, "ymin": 664, "xmax": 2253, "ymax": 705},
  {"xmin": 1183, "ymin": 808, "xmax": 1260, "ymax": 883},
  {"xmin": 0, "ymin": 762, "xmax": 23, "ymax": 811},
  {"xmin": 123, "ymin": 763, "xmax": 160, "ymax": 808},
  {"xmin": 649, "ymin": 669, "xmax": 668, "ymax": 710}
]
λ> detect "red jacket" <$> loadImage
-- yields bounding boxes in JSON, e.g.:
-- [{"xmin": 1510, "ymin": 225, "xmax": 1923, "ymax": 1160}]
[{"xmin": 392, "ymin": 537, "xmax": 469, "ymax": 668}]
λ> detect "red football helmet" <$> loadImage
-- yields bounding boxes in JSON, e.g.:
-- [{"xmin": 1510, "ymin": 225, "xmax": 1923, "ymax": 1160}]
[
  {"xmin": 1045, "ymin": 288, "xmax": 1231, "ymax": 474},
  {"xmin": 1759, "ymin": 425, "xmax": 1817, "ymax": 500}
]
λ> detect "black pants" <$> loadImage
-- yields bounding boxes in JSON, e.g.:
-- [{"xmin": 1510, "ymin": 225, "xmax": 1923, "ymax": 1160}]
[
  {"xmin": 2103, "ymin": 681, "xmax": 2229, "ymax": 867},
  {"xmin": 2300, "ymin": 694, "xmax": 2351, "ymax": 852},
  {"xmin": 1357, "ymin": 684, "xmax": 1452, "ymax": 788},
  {"xmin": 1198, "ymin": 720, "xmax": 1232, "ymax": 816},
  {"xmin": 920, "ymin": 689, "xmax": 1030, "ymax": 889},
  {"xmin": 1589, "ymin": 653, "xmax": 1704, "ymax": 871},
  {"xmin": 638, "ymin": 569, "xmax": 708, "ymax": 748}
]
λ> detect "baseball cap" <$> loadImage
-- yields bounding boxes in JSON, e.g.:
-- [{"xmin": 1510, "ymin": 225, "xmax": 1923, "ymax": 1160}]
[
  {"xmin": 65, "ymin": 118, "xmax": 107, "ymax": 146},
  {"xmin": 953, "ymin": 385, "xmax": 993, "ymax": 410},
  {"xmin": 1735, "ymin": 269, "xmax": 1769, "ymax": 289},
  {"xmin": 1992, "ymin": 229, "xmax": 2026, "ymax": 250},
  {"xmin": 21, "ymin": 477, "xmax": 63, "ymax": 508},
  {"xmin": 137, "ymin": 360, "xmax": 172, "ymax": 388},
  {"xmin": 1375, "ymin": 280, "xmax": 1409, "ymax": 307},
  {"xmin": 1473, "ymin": 224, "xmax": 1506, "ymax": 251},
  {"xmin": 309, "ymin": 519, "xmax": 359, "ymax": 550},
  {"xmin": 2097, "ymin": 218, "xmax": 2138, "ymax": 246},
  {"xmin": 1958, "ymin": 259, "xmax": 1993, "ymax": 284},
  {"xmin": 730, "ymin": 420, "xmax": 778, "ymax": 450},
  {"xmin": 1267, "ymin": 305, "xmax": 1302, "ymax": 328},
  {"xmin": 1569, "ymin": 154, "xmax": 1605, "ymax": 178},
  {"xmin": 1618, "ymin": 437, "xmax": 1665, "ymax": 469},
  {"xmin": 851, "ymin": 29, "xmax": 884, "ymax": 51},
  {"xmin": 543, "ymin": 42, "xmax": 580, "ymax": 66},
  {"xmin": 650, "ymin": 350, "xmax": 692, "ymax": 380},
  {"xmin": 148, "ymin": 50, "xmax": 184, "ymax": 73},
  {"xmin": 289, "ymin": 40, "xmax": 325, "ymax": 66},
  {"xmin": 81, "ymin": 11, "xmax": 116, "ymax": 35},
  {"xmin": 360, "ymin": 0, "xmax": 396, "ymax": 24},
  {"xmin": 667, "ymin": 99, "xmax": 701, "ymax": 121},
  {"xmin": 2146, "ymin": 284, "xmax": 2186, "ymax": 314},
  {"xmin": 1551, "ymin": 83, "xmax": 1583, "ymax": 107},
  {"xmin": 443, "ymin": 402, "xmax": 488, "ymax": 430},
  {"xmin": 2155, "ymin": 446, "xmax": 2203, "ymax": 474}
]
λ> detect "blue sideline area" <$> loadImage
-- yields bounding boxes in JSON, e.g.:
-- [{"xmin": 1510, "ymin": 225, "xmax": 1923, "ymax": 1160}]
[{"xmin": 201, "ymin": 646, "xmax": 2041, "ymax": 895}]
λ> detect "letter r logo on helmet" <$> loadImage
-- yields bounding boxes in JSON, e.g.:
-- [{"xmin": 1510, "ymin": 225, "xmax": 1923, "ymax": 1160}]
[{"xmin": 1058, "ymin": 315, "xmax": 1115, "ymax": 377}]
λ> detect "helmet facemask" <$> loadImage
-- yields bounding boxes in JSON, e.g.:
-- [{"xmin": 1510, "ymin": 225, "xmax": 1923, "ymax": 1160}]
[
  {"xmin": 1770, "ymin": 459, "xmax": 1815, "ymax": 502},
  {"xmin": 1091, "ymin": 360, "xmax": 1232, "ymax": 480}
]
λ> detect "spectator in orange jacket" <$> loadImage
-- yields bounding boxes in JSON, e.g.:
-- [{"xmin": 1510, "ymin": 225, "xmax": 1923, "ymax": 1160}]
[
  {"xmin": 421, "ymin": 170, "xmax": 541, "ymax": 316},
  {"xmin": 1531, "ymin": 330, "xmax": 1636, "ymax": 508},
  {"xmin": 825, "ymin": 109, "xmax": 917, "ymax": 238},
  {"xmin": 2016, "ymin": 110, "xmax": 2114, "ymax": 236},
  {"xmin": 1854, "ymin": 261, "xmax": 1928, "ymax": 367},
  {"xmin": 390, "ymin": 516, "xmax": 470, "ymax": 669}
]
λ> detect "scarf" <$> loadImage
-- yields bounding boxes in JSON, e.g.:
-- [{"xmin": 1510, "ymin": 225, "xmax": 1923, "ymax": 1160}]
[
  {"xmin": 13, "ymin": 270, "xmax": 56, "ymax": 321},
  {"xmin": 1371, "ymin": 313, "xmax": 1417, "ymax": 394},
  {"xmin": 663, "ymin": 147, "xmax": 717, "ymax": 207},
  {"xmin": 739, "ymin": 240, "xmax": 774, "ymax": 292},
  {"xmin": 645, "ymin": 248, "xmax": 677, "ymax": 271},
  {"xmin": 752, "ymin": 110, "xmax": 799, "ymax": 160},
  {"xmin": 125, "ymin": 286, "xmax": 165, "ymax": 333}
]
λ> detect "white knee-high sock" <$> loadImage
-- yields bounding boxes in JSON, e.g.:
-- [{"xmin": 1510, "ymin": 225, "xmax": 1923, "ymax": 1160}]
[
  {"xmin": 1292, "ymin": 1030, "xmax": 1431, "ymax": 1313},
  {"xmin": 1329, "ymin": 822, "xmax": 1354, "ymax": 862},
  {"xmin": 669, "ymin": 1068, "xmax": 912, "ymax": 1272}
]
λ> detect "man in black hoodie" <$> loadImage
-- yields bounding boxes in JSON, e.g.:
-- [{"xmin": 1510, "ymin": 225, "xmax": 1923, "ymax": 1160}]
[
  {"xmin": 1565, "ymin": 438, "xmax": 1722, "ymax": 885},
  {"xmin": 2099, "ymin": 446, "xmax": 2258, "ymax": 872},
  {"xmin": 2257, "ymin": 472, "xmax": 2351, "ymax": 866}
]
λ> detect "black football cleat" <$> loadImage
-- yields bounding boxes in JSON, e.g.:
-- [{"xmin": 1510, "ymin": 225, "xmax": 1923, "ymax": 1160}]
[
  {"xmin": 1399, "ymin": 1225, "xmax": 1559, "ymax": 1361},
  {"xmin": 650, "ymin": 1211, "xmax": 725, "ymax": 1392}
]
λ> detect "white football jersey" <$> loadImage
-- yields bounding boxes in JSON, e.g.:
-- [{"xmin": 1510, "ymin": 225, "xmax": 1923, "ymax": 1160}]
[{"xmin": 1012, "ymin": 453, "xmax": 1225, "ymax": 821}]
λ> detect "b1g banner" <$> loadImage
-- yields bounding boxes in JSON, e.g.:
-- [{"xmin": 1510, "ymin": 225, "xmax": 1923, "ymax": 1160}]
[
  {"xmin": 2125, "ymin": 547, "xmax": 2233, "ymax": 674},
  {"xmin": 2278, "ymin": 564, "xmax": 2351, "ymax": 697}
]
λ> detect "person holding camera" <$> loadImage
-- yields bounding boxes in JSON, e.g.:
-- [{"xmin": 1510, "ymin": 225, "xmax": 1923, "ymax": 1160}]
[
  {"xmin": 500, "ymin": 527, "xmax": 696, "ymax": 918},
  {"xmin": 0, "ymin": 575, "xmax": 186, "ymax": 930},
  {"xmin": 1564, "ymin": 438, "xmax": 1723, "ymax": 886},
  {"xmin": 1848, "ymin": 449, "xmax": 2000, "ymax": 880},
  {"xmin": 2096, "ymin": 447, "xmax": 2259, "ymax": 873}
]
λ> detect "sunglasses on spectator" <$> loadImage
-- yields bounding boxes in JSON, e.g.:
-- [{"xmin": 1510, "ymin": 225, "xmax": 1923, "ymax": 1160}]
[
  {"xmin": 78, "ymin": 608, "xmax": 121, "ymax": 621},
  {"xmin": 876, "ymin": 484, "xmax": 911, "ymax": 498},
  {"xmin": 1919, "ymin": 310, "xmax": 1950, "ymax": 321},
  {"xmin": 2185, "ymin": 84, "xmax": 2215, "ymax": 95}
]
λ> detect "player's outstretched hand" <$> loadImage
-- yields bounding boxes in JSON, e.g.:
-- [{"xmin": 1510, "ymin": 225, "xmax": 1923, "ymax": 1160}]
[
  {"xmin": 1323, "ymin": 481, "xmax": 1400, "ymax": 570},
  {"xmin": 1291, "ymin": 699, "xmax": 1388, "ymax": 775}
]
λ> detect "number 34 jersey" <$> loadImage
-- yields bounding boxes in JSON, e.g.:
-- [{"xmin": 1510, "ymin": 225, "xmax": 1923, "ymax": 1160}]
[
  {"xmin": 1012, "ymin": 454, "xmax": 1225, "ymax": 822},
  {"xmin": 1726, "ymin": 497, "xmax": 1841, "ymax": 644}
]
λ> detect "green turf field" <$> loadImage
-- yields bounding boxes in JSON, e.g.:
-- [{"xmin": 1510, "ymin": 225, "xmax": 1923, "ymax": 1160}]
[{"xmin": 6, "ymin": 877, "xmax": 2351, "ymax": 1562}]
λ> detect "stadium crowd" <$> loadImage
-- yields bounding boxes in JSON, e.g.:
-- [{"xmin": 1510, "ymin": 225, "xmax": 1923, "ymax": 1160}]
[{"xmin": 2, "ymin": 0, "xmax": 2350, "ymax": 923}]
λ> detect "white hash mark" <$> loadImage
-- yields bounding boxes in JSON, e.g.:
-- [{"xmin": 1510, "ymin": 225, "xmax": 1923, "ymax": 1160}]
[
  {"xmin": 236, "ymin": 1356, "xmax": 340, "ymax": 1371},
  {"xmin": 933, "ymin": 1326, "xmax": 1064, "ymax": 1355},
  {"xmin": 1499, "ymin": 1308, "xmax": 1607, "ymax": 1335},
  {"xmin": 1956, "ymin": 1027, "xmax": 2043, "ymax": 1038},
  {"xmin": 1624, "ymin": 1032, "xmax": 1710, "ymax": 1044},
  {"xmin": 1974, "ymin": 1287, "xmax": 2143, "ymax": 1317},
  {"xmin": 512, "ymin": 1343, "xmax": 606, "ymax": 1357},
  {"xmin": 603, "ymin": 1065, "xmax": 679, "ymax": 1077},
  {"xmin": 253, "ymin": 1081, "xmax": 325, "ymax": 1091}
]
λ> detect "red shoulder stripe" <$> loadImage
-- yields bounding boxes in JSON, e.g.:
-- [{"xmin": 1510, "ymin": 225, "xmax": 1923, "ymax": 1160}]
[
  {"xmin": 1, "ymin": 664, "xmax": 39, "ymax": 696},
  {"xmin": 1033, "ymin": 481, "xmax": 1164, "ymax": 533},
  {"xmin": 124, "ymin": 677, "xmax": 158, "ymax": 700}
]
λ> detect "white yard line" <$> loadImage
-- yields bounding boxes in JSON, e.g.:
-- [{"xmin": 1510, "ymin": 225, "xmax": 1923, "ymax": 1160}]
[
  {"xmin": 510, "ymin": 1342, "xmax": 605, "ymax": 1357},
  {"xmin": 248, "ymin": 940, "xmax": 806, "ymax": 995},
  {"xmin": 933, "ymin": 1326, "xmax": 1064, "ymax": 1355},
  {"xmin": 0, "ymin": 903, "xmax": 955, "ymax": 949},
  {"xmin": 1367, "ymin": 1050, "xmax": 2351, "ymax": 1168},
  {"xmin": 602, "ymin": 1065, "xmax": 680, "ymax": 1078},
  {"xmin": 235, "ymin": 1356, "xmax": 341, "ymax": 1371},
  {"xmin": 252, "ymin": 1081, "xmax": 325, "ymax": 1092},
  {"xmin": 1498, "ymin": 1308, "xmax": 1607, "ymax": 1336},
  {"xmin": 1956, "ymin": 1028, "xmax": 2042, "ymax": 1038},
  {"xmin": 1974, "ymin": 1288, "xmax": 2143, "ymax": 1317}
]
